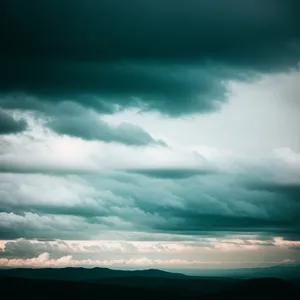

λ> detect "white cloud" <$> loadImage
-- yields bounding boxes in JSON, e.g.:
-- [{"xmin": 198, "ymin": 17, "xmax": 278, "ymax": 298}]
[
  {"xmin": 103, "ymin": 69, "xmax": 300, "ymax": 154},
  {"xmin": 0, "ymin": 252, "xmax": 218, "ymax": 267},
  {"xmin": 1, "ymin": 236, "xmax": 299, "ymax": 268},
  {"xmin": 0, "ymin": 251, "xmax": 296, "ymax": 268}
]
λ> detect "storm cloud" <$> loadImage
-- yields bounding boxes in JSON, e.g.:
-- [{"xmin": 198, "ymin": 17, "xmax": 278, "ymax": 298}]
[
  {"xmin": 1, "ymin": 0, "xmax": 300, "ymax": 115},
  {"xmin": 0, "ymin": 110, "xmax": 27, "ymax": 134},
  {"xmin": 48, "ymin": 108, "xmax": 165, "ymax": 146},
  {"xmin": 0, "ymin": 0, "xmax": 300, "ymax": 268},
  {"xmin": 1, "ymin": 170, "xmax": 300, "ymax": 240},
  {"xmin": 127, "ymin": 168, "xmax": 213, "ymax": 179}
]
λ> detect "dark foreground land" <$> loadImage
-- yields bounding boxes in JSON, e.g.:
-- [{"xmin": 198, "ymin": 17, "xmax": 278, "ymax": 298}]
[{"xmin": 1, "ymin": 267, "xmax": 300, "ymax": 299}]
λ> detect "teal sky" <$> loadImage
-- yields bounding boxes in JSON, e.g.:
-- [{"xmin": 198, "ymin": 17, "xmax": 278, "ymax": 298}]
[{"xmin": 0, "ymin": 0, "xmax": 300, "ymax": 269}]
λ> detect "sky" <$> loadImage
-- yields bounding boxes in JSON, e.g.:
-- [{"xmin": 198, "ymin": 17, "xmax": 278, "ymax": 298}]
[{"xmin": 0, "ymin": 0, "xmax": 300, "ymax": 270}]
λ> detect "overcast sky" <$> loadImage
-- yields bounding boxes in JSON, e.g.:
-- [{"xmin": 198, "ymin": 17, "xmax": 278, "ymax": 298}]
[{"xmin": 0, "ymin": 0, "xmax": 300, "ymax": 269}]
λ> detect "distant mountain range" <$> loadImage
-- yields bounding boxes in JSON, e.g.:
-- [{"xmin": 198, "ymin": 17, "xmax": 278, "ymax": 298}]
[
  {"xmin": 2, "ymin": 264, "xmax": 300, "ymax": 280},
  {"xmin": 0, "ymin": 266, "xmax": 188, "ymax": 281},
  {"xmin": 172, "ymin": 264, "xmax": 300, "ymax": 279},
  {"xmin": 1, "ymin": 265, "xmax": 300, "ymax": 299},
  {"xmin": 1, "ymin": 264, "xmax": 300, "ymax": 282}
]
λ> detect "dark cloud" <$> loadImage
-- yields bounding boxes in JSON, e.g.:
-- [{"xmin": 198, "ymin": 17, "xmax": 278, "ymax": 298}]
[
  {"xmin": 0, "ymin": 110, "xmax": 27, "ymax": 134},
  {"xmin": 1, "ymin": 0, "xmax": 299, "ymax": 64},
  {"xmin": 0, "ymin": 164, "xmax": 97, "ymax": 175},
  {"xmin": 245, "ymin": 181, "xmax": 300, "ymax": 203},
  {"xmin": 1, "ymin": 0, "xmax": 299, "ymax": 115},
  {"xmin": 127, "ymin": 168, "xmax": 213, "ymax": 179},
  {"xmin": 0, "ymin": 62, "xmax": 227, "ymax": 116},
  {"xmin": 1, "ymin": 172, "xmax": 300, "ymax": 240},
  {"xmin": 151, "ymin": 211, "xmax": 300, "ymax": 235},
  {"xmin": 48, "ymin": 110, "xmax": 166, "ymax": 146}
]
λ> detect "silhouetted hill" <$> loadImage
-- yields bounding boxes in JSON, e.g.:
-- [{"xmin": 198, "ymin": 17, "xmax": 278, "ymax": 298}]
[
  {"xmin": 1, "ymin": 267, "xmax": 300, "ymax": 299},
  {"xmin": 0, "ymin": 276, "xmax": 191, "ymax": 299},
  {"xmin": 2, "ymin": 265, "xmax": 300, "ymax": 282},
  {"xmin": 0, "ymin": 266, "xmax": 187, "ymax": 281},
  {"xmin": 1, "ymin": 276, "xmax": 299, "ymax": 299},
  {"xmin": 225, "ymin": 265, "xmax": 300, "ymax": 279},
  {"xmin": 211, "ymin": 277, "xmax": 299, "ymax": 299},
  {"xmin": 0, "ymin": 267, "xmax": 240, "ymax": 294},
  {"xmin": 172, "ymin": 264, "xmax": 300, "ymax": 279},
  {"xmin": 91, "ymin": 276, "xmax": 239, "ymax": 293}
]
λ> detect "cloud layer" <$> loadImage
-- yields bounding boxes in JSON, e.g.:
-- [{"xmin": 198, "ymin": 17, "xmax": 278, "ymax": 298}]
[
  {"xmin": 0, "ymin": 110, "xmax": 27, "ymax": 134},
  {"xmin": 1, "ymin": 237, "xmax": 299, "ymax": 268},
  {"xmin": 1, "ymin": 0, "xmax": 299, "ymax": 116},
  {"xmin": 0, "ymin": 1, "xmax": 299, "ymax": 268},
  {"xmin": 0, "ymin": 163, "xmax": 299, "ymax": 241},
  {"xmin": 47, "ymin": 106, "xmax": 165, "ymax": 146}
]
